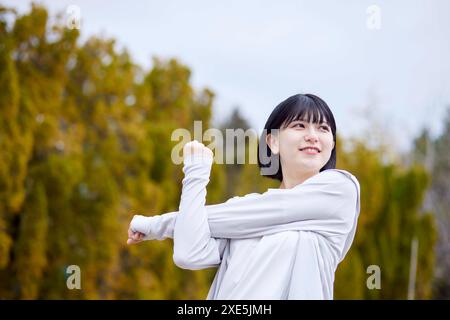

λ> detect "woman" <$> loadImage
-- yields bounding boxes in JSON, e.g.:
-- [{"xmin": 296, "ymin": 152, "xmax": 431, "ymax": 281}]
[{"xmin": 127, "ymin": 93, "xmax": 361, "ymax": 299}]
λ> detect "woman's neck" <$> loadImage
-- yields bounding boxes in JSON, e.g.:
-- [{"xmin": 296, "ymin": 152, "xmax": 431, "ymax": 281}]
[{"xmin": 279, "ymin": 171, "xmax": 319, "ymax": 189}]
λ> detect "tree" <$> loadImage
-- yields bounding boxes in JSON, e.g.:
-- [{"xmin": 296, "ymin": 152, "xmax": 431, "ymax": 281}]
[
  {"xmin": 0, "ymin": 3, "xmax": 223, "ymax": 299},
  {"xmin": 334, "ymin": 139, "xmax": 436, "ymax": 299},
  {"xmin": 412, "ymin": 108, "xmax": 450, "ymax": 298}
]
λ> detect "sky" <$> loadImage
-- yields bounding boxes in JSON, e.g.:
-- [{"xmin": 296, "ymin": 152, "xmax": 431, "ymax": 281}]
[{"xmin": 4, "ymin": 0, "xmax": 450, "ymax": 152}]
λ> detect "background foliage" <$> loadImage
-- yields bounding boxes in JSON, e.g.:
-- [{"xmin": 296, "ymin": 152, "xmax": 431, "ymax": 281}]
[{"xmin": 0, "ymin": 4, "xmax": 446, "ymax": 299}]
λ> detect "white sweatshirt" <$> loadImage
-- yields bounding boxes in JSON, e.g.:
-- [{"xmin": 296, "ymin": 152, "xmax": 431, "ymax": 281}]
[{"xmin": 131, "ymin": 153, "xmax": 361, "ymax": 300}]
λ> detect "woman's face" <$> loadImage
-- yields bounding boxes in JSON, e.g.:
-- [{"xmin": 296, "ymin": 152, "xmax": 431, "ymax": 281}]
[{"xmin": 268, "ymin": 118, "xmax": 335, "ymax": 175}]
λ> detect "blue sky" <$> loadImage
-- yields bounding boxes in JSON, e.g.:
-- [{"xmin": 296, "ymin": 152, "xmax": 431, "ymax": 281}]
[{"xmin": 5, "ymin": 0, "xmax": 450, "ymax": 152}]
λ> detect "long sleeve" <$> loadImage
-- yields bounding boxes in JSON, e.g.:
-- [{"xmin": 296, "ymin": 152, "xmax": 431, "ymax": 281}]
[
  {"xmin": 207, "ymin": 170, "xmax": 359, "ymax": 239},
  {"xmin": 131, "ymin": 168, "xmax": 360, "ymax": 241},
  {"xmin": 171, "ymin": 153, "xmax": 228, "ymax": 270}
]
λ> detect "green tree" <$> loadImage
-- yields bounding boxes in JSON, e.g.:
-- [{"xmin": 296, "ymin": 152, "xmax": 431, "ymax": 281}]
[
  {"xmin": 0, "ymin": 3, "xmax": 223, "ymax": 299},
  {"xmin": 335, "ymin": 139, "xmax": 436, "ymax": 299},
  {"xmin": 412, "ymin": 108, "xmax": 450, "ymax": 298}
]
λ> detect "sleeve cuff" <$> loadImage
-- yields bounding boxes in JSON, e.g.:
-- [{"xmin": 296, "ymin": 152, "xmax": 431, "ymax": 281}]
[
  {"xmin": 130, "ymin": 215, "xmax": 155, "ymax": 240},
  {"xmin": 183, "ymin": 153, "xmax": 214, "ymax": 166}
]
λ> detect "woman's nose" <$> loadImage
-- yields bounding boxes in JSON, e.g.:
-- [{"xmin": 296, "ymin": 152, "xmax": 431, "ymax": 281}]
[{"xmin": 304, "ymin": 130, "xmax": 319, "ymax": 142}]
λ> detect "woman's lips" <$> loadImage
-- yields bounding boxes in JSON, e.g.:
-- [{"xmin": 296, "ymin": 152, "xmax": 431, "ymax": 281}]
[{"xmin": 299, "ymin": 147, "xmax": 320, "ymax": 155}]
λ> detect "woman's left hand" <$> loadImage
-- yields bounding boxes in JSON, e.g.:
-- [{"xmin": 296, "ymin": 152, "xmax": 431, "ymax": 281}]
[{"xmin": 183, "ymin": 140, "xmax": 214, "ymax": 159}]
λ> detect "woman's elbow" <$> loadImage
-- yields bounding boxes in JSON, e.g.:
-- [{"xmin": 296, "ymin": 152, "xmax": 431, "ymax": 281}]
[
  {"xmin": 173, "ymin": 252, "xmax": 195, "ymax": 270},
  {"xmin": 173, "ymin": 250, "xmax": 219, "ymax": 270}
]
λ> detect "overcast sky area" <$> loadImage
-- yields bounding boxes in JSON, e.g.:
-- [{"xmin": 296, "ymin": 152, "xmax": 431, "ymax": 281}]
[{"xmin": 4, "ymin": 0, "xmax": 450, "ymax": 152}]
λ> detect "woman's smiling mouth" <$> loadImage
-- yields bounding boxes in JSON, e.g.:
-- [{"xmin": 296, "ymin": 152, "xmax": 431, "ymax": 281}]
[{"xmin": 299, "ymin": 147, "xmax": 321, "ymax": 155}]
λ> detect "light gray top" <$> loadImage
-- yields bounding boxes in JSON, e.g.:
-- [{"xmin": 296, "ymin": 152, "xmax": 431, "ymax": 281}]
[{"xmin": 131, "ymin": 154, "xmax": 360, "ymax": 299}]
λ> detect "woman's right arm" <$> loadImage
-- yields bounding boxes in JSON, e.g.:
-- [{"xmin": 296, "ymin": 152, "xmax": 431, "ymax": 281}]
[{"xmin": 129, "ymin": 193, "xmax": 254, "ymax": 241}]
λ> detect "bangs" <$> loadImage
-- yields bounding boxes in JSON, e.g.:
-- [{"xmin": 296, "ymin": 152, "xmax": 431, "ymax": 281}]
[{"xmin": 280, "ymin": 96, "xmax": 331, "ymax": 129}]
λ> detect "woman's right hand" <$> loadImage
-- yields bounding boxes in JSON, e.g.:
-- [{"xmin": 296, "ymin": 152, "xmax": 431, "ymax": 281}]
[{"xmin": 127, "ymin": 226, "xmax": 145, "ymax": 245}]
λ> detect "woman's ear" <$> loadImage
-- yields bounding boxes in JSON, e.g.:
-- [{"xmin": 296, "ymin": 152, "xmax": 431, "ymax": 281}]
[{"xmin": 266, "ymin": 133, "xmax": 279, "ymax": 155}]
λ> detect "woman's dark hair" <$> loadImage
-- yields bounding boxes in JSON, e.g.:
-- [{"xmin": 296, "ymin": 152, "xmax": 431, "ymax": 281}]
[{"xmin": 257, "ymin": 93, "xmax": 337, "ymax": 182}]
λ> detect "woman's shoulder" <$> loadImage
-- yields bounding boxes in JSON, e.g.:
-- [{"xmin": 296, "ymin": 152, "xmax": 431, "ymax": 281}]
[
  {"xmin": 308, "ymin": 169, "xmax": 360, "ymax": 194},
  {"xmin": 320, "ymin": 169, "xmax": 360, "ymax": 201},
  {"xmin": 323, "ymin": 168, "xmax": 359, "ymax": 183}
]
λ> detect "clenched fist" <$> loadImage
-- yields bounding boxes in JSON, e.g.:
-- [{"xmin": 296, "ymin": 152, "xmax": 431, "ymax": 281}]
[
  {"xmin": 127, "ymin": 227, "xmax": 145, "ymax": 245},
  {"xmin": 183, "ymin": 140, "xmax": 213, "ymax": 160}
]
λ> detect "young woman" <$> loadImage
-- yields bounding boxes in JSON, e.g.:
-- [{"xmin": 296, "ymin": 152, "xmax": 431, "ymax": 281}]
[{"xmin": 127, "ymin": 93, "xmax": 361, "ymax": 299}]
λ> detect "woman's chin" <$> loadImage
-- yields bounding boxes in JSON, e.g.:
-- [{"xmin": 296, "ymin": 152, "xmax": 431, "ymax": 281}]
[{"xmin": 295, "ymin": 159, "xmax": 321, "ymax": 170}]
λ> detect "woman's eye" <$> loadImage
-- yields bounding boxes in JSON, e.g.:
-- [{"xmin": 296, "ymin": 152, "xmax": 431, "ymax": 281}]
[
  {"xmin": 293, "ymin": 123, "xmax": 305, "ymax": 128},
  {"xmin": 320, "ymin": 125, "xmax": 329, "ymax": 131}
]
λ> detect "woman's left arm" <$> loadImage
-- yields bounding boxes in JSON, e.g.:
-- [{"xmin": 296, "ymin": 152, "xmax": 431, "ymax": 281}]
[
  {"xmin": 131, "ymin": 168, "xmax": 360, "ymax": 241},
  {"xmin": 171, "ymin": 151, "xmax": 228, "ymax": 270}
]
